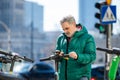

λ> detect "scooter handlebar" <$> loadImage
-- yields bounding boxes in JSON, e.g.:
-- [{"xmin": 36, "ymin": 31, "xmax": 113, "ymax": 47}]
[
  {"xmin": 96, "ymin": 47, "xmax": 120, "ymax": 55},
  {"xmin": 40, "ymin": 54, "xmax": 69, "ymax": 61}
]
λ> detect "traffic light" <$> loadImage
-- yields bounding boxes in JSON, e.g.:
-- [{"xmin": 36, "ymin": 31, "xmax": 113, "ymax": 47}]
[
  {"xmin": 94, "ymin": 2, "xmax": 107, "ymax": 34},
  {"xmin": 95, "ymin": 23, "xmax": 107, "ymax": 34},
  {"xmin": 95, "ymin": 2, "xmax": 107, "ymax": 20}
]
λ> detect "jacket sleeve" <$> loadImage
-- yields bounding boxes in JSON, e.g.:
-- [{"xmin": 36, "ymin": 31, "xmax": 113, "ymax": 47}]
[
  {"xmin": 76, "ymin": 35, "xmax": 96, "ymax": 64},
  {"xmin": 55, "ymin": 35, "xmax": 65, "ymax": 62}
]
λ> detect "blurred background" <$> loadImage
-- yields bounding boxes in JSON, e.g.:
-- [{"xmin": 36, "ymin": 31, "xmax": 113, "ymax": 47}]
[{"xmin": 0, "ymin": 0, "xmax": 120, "ymax": 69}]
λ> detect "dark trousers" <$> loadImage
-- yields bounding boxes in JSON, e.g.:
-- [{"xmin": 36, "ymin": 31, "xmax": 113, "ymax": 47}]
[{"xmin": 80, "ymin": 77, "xmax": 88, "ymax": 80}]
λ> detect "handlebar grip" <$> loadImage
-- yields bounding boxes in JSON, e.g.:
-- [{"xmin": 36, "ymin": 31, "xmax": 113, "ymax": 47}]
[
  {"xmin": 63, "ymin": 54, "xmax": 69, "ymax": 57},
  {"xmin": 23, "ymin": 56, "xmax": 34, "ymax": 62},
  {"xmin": 40, "ymin": 57, "xmax": 51, "ymax": 61}
]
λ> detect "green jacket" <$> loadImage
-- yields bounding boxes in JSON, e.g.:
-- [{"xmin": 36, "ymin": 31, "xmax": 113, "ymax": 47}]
[{"xmin": 56, "ymin": 25, "xmax": 96, "ymax": 80}]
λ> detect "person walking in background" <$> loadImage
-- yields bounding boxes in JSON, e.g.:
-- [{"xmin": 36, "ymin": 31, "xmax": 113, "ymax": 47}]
[{"xmin": 55, "ymin": 15, "xmax": 96, "ymax": 80}]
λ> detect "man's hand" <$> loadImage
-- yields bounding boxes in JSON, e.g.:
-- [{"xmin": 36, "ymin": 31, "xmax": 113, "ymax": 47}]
[{"xmin": 69, "ymin": 51, "xmax": 78, "ymax": 59}]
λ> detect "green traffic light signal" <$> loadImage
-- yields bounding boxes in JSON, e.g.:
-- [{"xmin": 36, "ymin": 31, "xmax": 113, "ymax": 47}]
[
  {"xmin": 95, "ymin": 23, "xmax": 107, "ymax": 34},
  {"xmin": 99, "ymin": 25, "xmax": 105, "ymax": 33}
]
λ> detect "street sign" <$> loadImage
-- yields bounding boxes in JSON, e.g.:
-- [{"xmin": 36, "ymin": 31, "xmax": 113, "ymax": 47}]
[{"xmin": 101, "ymin": 5, "xmax": 116, "ymax": 24}]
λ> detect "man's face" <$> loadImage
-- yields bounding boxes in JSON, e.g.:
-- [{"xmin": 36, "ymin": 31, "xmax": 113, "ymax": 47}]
[{"xmin": 61, "ymin": 22, "xmax": 76, "ymax": 37}]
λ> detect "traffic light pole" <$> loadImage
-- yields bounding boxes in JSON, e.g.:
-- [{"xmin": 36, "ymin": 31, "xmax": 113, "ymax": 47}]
[
  {"xmin": 95, "ymin": 0, "xmax": 113, "ymax": 79},
  {"xmin": 105, "ymin": 24, "xmax": 112, "ymax": 80}
]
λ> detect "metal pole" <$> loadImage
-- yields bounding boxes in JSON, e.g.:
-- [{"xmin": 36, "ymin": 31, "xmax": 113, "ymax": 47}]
[
  {"xmin": 55, "ymin": 60, "xmax": 59, "ymax": 80},
  {"xmin": 8, "ymin": 30, "xmax": 11, "ymax": 51},
  {"xmin": 105, "ymin": 24, "xmax": 112, "ymax": 80},
  {"xmin": 106, "ymin": 24, "xmax": 112, "ymax": 62},
  {"xmin": 30, "ymin": 3, "xmax": 34, "ymax": 59},
  {"xmin": 0, "ymin": 21, "xmax": 11, "ymax": 51}
]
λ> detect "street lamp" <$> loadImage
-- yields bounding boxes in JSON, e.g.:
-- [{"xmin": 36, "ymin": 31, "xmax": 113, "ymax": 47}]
[{"xmin": 0, "ymin": 21, "xmax": 11, "ymax": 51}]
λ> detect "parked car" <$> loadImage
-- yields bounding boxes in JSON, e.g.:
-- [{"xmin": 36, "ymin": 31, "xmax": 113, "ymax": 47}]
[
  {"xmin": 91, "ymin": 64, "xmax": 120, "ymax": 80},
  {"xmin": 14, "ymin": 62, "xmax": 55, "ymax": 80},
  {"xmin": 91, "ymin": 64, "xmax": 104, "ymax": 80},
  {"xmin": 0, "ymin": 62, "xmax": 55, "ymax": 80}
]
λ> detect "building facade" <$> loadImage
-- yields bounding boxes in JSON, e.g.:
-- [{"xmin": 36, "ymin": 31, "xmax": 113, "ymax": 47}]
[{"xmin": 0, "ymin": 0, "xmax": 45, "ymax": 60}]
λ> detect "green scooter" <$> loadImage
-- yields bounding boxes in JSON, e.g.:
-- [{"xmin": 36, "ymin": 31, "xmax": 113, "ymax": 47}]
[{"xmin": 97, "ymin": 47, "xmax": 120, "ymax": 80}]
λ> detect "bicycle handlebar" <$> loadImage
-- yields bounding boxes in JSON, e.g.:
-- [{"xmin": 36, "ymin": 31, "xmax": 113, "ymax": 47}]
[{"xmin": 97, "ymin": 47, "xmax": 120, "ymax": 55}]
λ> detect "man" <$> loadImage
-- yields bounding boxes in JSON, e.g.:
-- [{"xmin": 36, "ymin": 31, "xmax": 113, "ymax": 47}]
[{"xmin": 55, "ymin": 15, "xmax": 96, "ymax": 80}]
